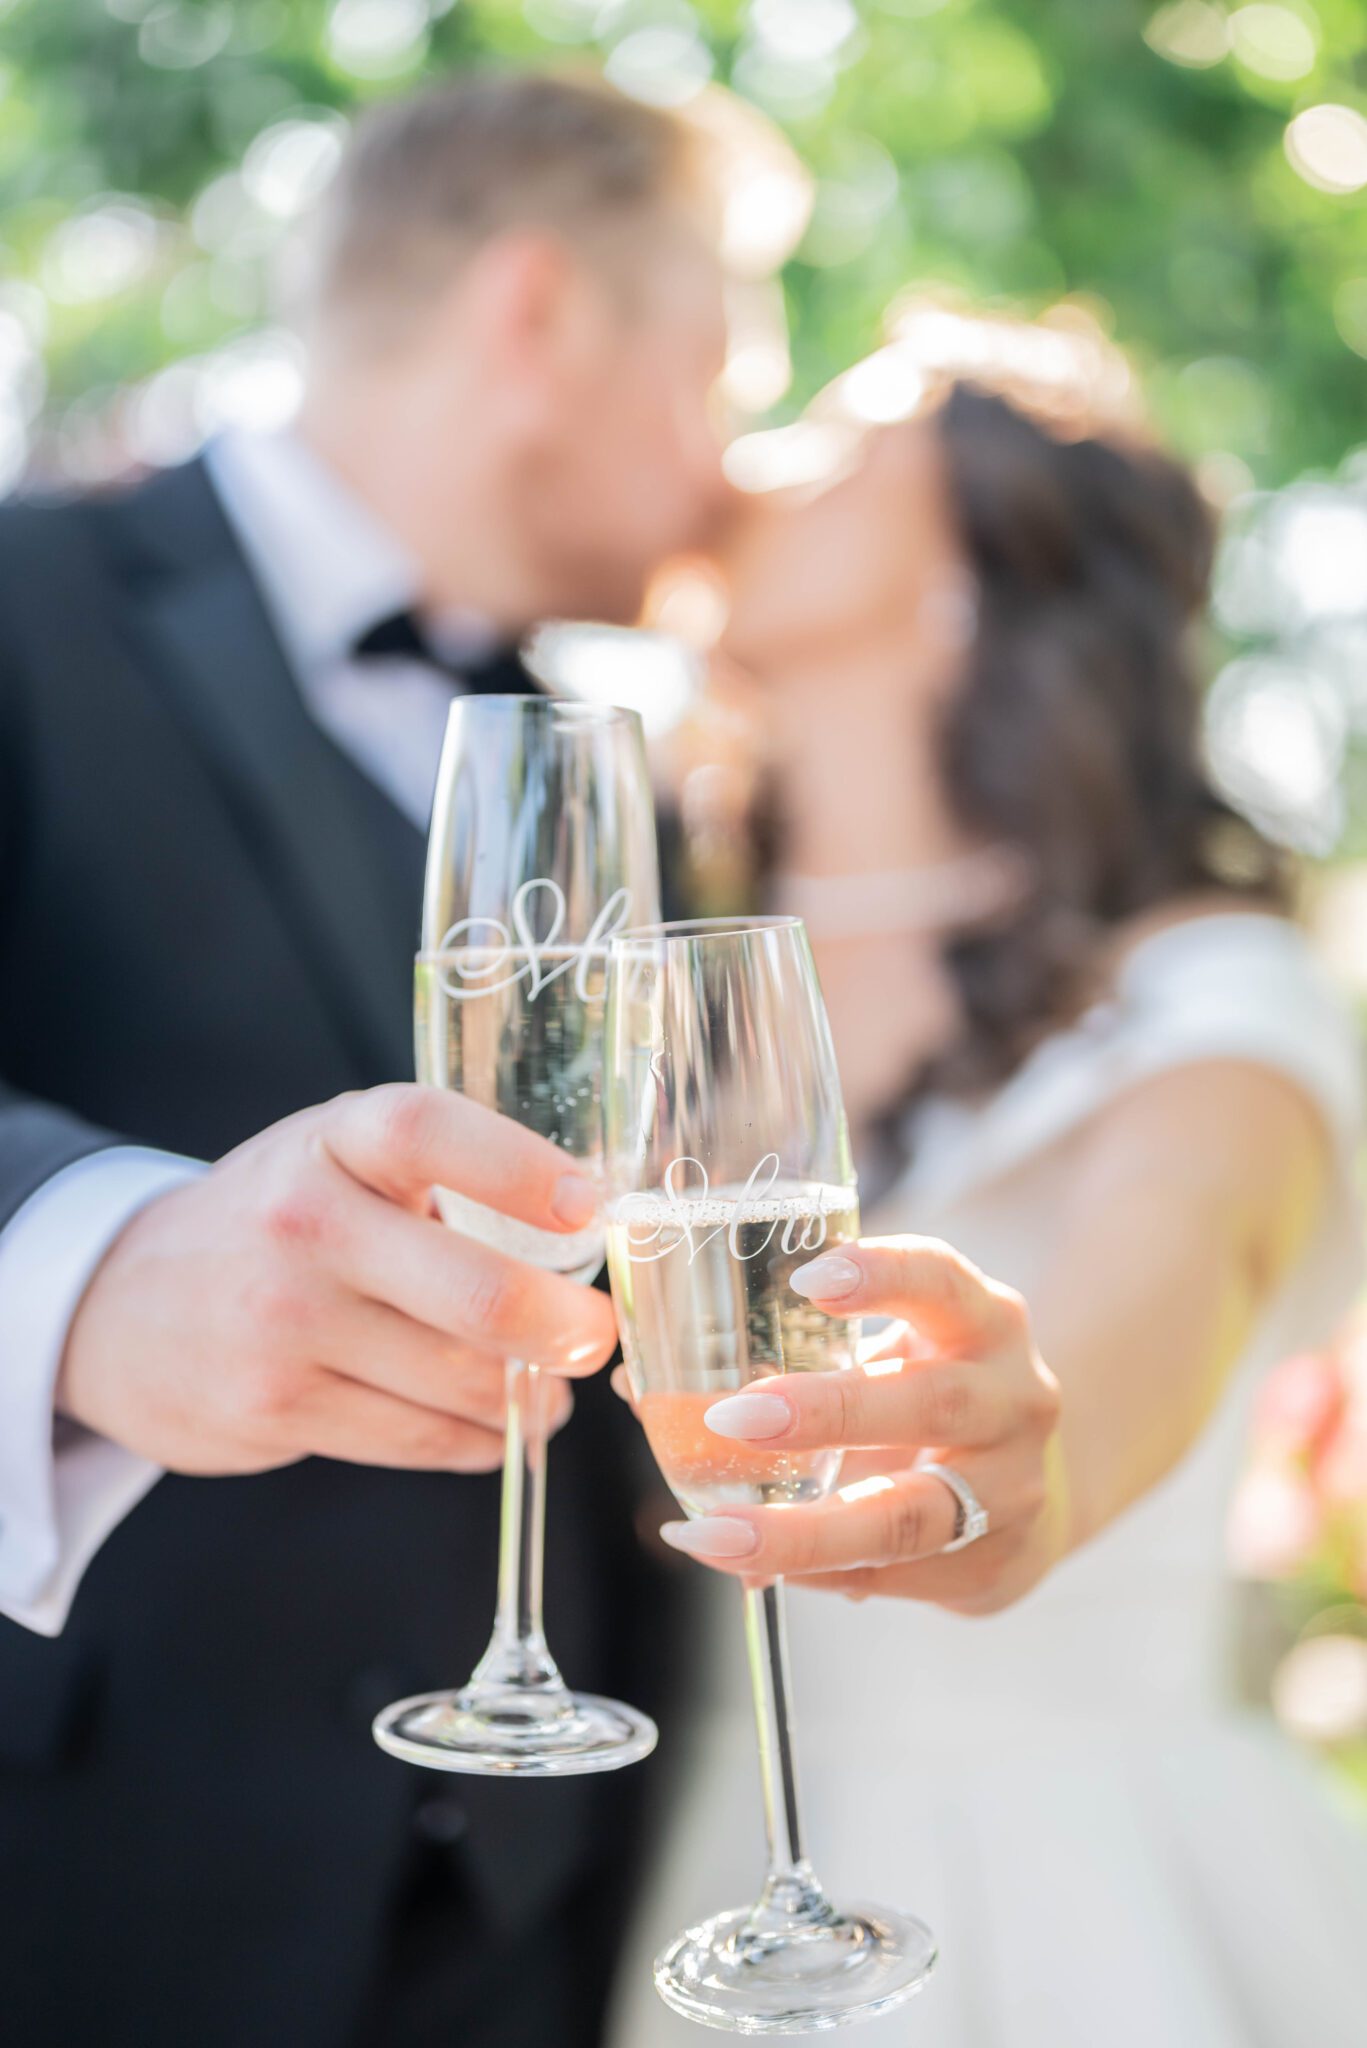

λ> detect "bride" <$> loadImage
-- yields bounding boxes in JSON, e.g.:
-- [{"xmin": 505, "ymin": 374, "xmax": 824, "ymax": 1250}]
[{"xmin": 608, "ymin": 356, "xmax": 1367, "ymax": 2044}]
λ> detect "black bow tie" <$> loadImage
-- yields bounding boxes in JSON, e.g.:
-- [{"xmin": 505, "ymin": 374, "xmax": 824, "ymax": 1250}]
[{"xmin": 352, "ymin": 610, "xmax": 537, "ymax": 697}]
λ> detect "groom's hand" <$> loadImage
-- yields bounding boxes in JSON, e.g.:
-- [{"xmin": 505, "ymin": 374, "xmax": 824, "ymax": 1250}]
[{"xmin": 57, "ymin": 1085, "xmax": 616, "ymax": 1476}]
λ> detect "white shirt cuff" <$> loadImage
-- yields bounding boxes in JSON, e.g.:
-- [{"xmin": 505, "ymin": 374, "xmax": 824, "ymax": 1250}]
[{"xmin": 0, "ymin": 1146, "xmax": 206, "ymax": 1636}]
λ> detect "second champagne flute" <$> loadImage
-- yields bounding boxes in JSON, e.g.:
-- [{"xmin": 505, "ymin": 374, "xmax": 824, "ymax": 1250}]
[
  {"xmin": 372, "ymin": 695, "xmax": 660, "ymax": 1776},
  {"xmin": 604, "ymin": 916, "xmax": 937, "ymax": 2030}
]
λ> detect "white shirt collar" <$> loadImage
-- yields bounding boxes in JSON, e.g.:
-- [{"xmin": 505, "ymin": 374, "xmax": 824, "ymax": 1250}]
[{"xmin": 203, "ymin": 426, "xmax": 422, "ymax": 675}]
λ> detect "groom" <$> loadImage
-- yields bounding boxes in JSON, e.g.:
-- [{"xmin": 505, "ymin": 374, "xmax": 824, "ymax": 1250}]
[{"xmin": 0, "ymin": 74, "xmax": 730, "ymax": 2048}]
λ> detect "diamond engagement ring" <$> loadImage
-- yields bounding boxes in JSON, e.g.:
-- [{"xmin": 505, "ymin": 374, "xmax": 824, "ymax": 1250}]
[{"xmin": 916, "ymin": 1460, "xmax": 991, "ymax": 1554}]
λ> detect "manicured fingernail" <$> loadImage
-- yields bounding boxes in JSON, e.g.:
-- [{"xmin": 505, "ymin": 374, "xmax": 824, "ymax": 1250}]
[
  {"xmin": 551, "ymin": 1173, "xmax": 599, "ymax": 1229},
  {"xmin": 791, "ymin": 1255, "xmax": 861, "ymax": 1301},
  {"xmin": 558, "ymin": 1333, "xmax": 607, "ymax": 1371},
  {"xmin": 660, "ymin": 1518, "xmax": 759, "ymax": 1559},
  {"xmin": 704, "ymin": 1392, "xmax": 793, "ymax": 1442}
]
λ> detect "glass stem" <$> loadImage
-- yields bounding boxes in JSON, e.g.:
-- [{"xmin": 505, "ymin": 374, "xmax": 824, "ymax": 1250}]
[
  {"xmin": 741, "ymin": 1580, "xmax": 841, "ymax": 1944},
  {"xmin": 470, "ymin": 1360, "xmax": 565, "ymax": 1697}
]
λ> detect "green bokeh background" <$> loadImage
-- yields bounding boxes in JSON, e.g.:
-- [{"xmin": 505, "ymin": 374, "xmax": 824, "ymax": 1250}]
[{"xmin": 1, "ymin": 0, "xmax": 1363, "ymax": 484}]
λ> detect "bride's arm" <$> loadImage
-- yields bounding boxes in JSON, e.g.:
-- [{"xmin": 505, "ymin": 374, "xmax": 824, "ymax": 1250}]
[
  {"xmin": 1022, "ymin": 1057, "xmax": 1326, "ymax": 1551},
  {"xmin": 654, "ymin": 1057, "xmax": 1328, "ymax": 1612}
]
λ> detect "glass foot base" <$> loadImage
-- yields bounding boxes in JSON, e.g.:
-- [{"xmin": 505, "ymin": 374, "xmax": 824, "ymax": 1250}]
[
  {"xmin": 372, "ymin": 1685, "xmax": 659, "ymax": 1777},
  {"xmin": 654, "ymin": 1901, "xmax": 937, "ymax": 2034}
]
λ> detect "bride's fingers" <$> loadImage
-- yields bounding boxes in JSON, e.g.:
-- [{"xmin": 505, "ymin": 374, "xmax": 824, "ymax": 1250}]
[
  {"xmin": 791, "ymin": 1236, "xmax": 1027, "ymax": 1354},
  {"xmin": 828, "ymin": 1447, "xmax": 916, "ymax": 1485},
  {"xmin": 702, "ymin": 1356, "xmax": 1010, "ymax": 1453},
  {"xmin": 659, "ymin": 1449, "xmax": 1017, "ymax": 1578}
]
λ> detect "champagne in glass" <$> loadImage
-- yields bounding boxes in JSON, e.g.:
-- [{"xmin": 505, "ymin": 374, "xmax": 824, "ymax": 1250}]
[
  {"xmin": 372, "ymin": 697, "xmax": 660, "ymax": 1778},
  {"xmin": 415, "ymin": 944, "xmax": 610, "ymax": 1280},
  {"xmin": 604, "ymin": 917, "xmax": 937, "ymax": 2031},
  {"xmin": 607, "ymin": 1181, "xmax": 861, "ymax": 1515}
]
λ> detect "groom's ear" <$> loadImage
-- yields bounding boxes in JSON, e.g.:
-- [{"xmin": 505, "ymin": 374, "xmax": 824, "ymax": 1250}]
[{"xmin": 443, "ymin": 232, "xmax": 606, "ymax": 428}]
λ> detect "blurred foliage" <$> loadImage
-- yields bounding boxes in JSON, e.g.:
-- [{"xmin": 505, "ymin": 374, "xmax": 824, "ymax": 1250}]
[{"xmin": 0, "ymin": 0, "xmax": 1364, "ymax": 485}]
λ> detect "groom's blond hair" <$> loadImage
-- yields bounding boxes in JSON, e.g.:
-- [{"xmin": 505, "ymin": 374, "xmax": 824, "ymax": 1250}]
[{"xmin": 300, "ymin": 71, "xmax": 707, "ymax": 349}]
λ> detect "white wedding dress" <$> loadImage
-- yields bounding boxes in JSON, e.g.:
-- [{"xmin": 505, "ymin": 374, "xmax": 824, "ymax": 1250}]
[{"xmin": 607, "ymin": 915, "xmax": 1367, "ymax": 2048}]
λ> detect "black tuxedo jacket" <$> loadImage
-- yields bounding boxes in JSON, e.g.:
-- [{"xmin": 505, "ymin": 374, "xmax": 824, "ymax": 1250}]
[{"xmin": 0, "ymin": 458, "xmax": 684, "ymax": 2047}]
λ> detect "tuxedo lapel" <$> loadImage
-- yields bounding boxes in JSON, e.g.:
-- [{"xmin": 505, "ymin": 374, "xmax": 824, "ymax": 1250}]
[{"xmin": 103, "ymin": 460, "xmax": 421, "ymax": 1081}]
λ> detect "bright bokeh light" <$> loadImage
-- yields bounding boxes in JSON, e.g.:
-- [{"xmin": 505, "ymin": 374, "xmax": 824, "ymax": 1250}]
[
  {"xmin": 1228, "ymin": 1464, "xmax": 1321, "ymax": 1578},
  {"xmin": 526, "ymin": 623, "xmax": 700, "ymax": 736},
  {"xmin": 1271, "ymin": 1633, "xmax": 1367, "ymax": 1745},
  {"xmin": 647, "ymin": 563, "xmax": 730, "ymax": 650},
  {"xmin": 195, "ymin": 331, "xmax": 305, "ymax": 435},
  {"xmin": 1275, "ymin": 495, "xmax": 1367, "ymax": 621},
  {"xmin": 721, "ymin": 337, "xmax": 792, "ymax": 413},
  {"xmin": 191, "ymin": 172, "xmax": 280, "ymax": 260},
  {"xmin": 1143, "ymin": 0, "xmax": 1230, "ymax": 68},
  {"xmin": 0, "ymin": 301, "xmax": 40, "ymax": 496},
  {"xmin": 685, "ymin": 91, "xmax": 814, "ymax": 278},
  {"xmin": 1229, "ymin": 5, "xmax": 1318, "ymax": 82},
  {"xmin": 0, "ymin": 401, "xmax": 30, "ymax": 497},
  {"xmin": 242, "ymin": 116, "xmax": 347, "ymax": 221},
  {"xmin": 326, "ymin": 0, "xmax": 430, "ymax": 78},
  {"xmin": 41, "ymin": 201, "xmax": 161, "ymax": 306},
  {"xmin": 127, "ymin": 360, "xmax": 204, "ymax": 467},
  {"xmin": 0, "ymin": 280, "xmax": 48, "ymax": 352},
  {"xmin": 724, "ymin": 168, "xmax": 814, "ymax": 273},
  {"xmin": 1205, "ymin": 656, "xmax": 1348, "ymax": 853},
  {"xmin": 1285, "ymin": 104, "xmax": 1367, "ymax": 194},
  {"xmin": 749, "ymin": 0, "xmax": 860, "ymax": 65},
  {"xmin": 721, "ymin": 278, "xmax": 793, "ymax": 413},
  {"xmin": 126, "ymin": 330, "xmax": 304, "ymax": 469},
  {"xmin": 605, "ymin": 27, "xmax": 714, "ymax": 107},
  {"xmin": 723, "ymin": 419, "xmax": 858, "ymax": 492},
  {"xmin": 1217, "ymin": 481, "xmax": 1367, "ymax": 636},
  {"xmin": 831, "ymin": 344, "xmax": 926, "ymax": 424},
  {"xmin": 880, "ymin": 298, "xmax": 1134, "ymax": 423}
]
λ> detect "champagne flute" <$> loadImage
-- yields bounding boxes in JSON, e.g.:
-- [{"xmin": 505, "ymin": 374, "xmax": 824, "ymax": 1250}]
[
  {"xmin": 372, "ymin": 696, "xmax": 660, "ymax": 1776},
  {"xmin": 603, "ymin": 916, "xmax": 937, "ymax": 2029}
]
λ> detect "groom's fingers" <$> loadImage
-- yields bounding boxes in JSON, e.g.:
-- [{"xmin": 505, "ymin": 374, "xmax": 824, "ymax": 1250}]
[
  {"xmin": 324, "ymin": 1301, "xmax": 575, "ymax": 1436},
  {"xmin": 342, "ymin": 1186, "xmax": 617, "ymax": 1375},
  {"xmin": 322, "ymin": 1083, "xmax": 600, "ymax": 1233}
]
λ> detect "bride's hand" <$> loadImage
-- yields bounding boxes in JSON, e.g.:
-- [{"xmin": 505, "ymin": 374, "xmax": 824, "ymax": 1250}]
[{"xmin": 657, "ymin": 1238, "xmax": 1066, "ymax": 1614}]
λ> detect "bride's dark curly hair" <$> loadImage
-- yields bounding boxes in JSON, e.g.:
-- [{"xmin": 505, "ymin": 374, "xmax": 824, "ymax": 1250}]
[{"xmin": 927, "ymin": 380, "xmax": 1290, "ymax": 1094}]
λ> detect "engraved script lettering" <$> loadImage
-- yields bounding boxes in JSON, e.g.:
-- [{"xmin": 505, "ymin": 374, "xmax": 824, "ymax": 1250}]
[
  {"xmin": 617, "ymin": 1154, "xmax": 833, "ymax": 1267},
  {"xmin": 435, "ymin": 880, "xmax": 633, "ymax": 1002}
]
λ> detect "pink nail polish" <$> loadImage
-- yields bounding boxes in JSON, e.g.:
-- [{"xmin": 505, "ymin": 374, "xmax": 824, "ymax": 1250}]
[
  {"xmin": 704, "ymin": 1392, "xmax": 793, "ymax": 1442},
  {"xmin": 791, "ymin": 1254, "xmax": 861, "ymax": 1301},
  {"xmin": 660, "ymin": 1518, "xmax": 758, "ymax": 1560}
]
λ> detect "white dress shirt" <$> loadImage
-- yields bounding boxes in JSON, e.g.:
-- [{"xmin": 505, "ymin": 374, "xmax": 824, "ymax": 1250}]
[{"xmin": 0, "ymin": 428, "xmax": 478, "ymax": 1634}]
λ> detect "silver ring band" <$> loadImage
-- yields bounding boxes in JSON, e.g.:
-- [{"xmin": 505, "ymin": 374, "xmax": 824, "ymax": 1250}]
[{"xmin": 916, "ymin": 1460, "xmax": 990, "ymax": 1554}]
